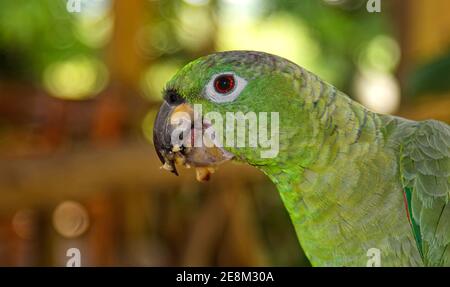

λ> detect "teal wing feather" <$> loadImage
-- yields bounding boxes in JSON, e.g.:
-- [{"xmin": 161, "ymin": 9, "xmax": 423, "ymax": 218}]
[{"xmin": 399, "ymin": 120, "xmax": 450, "ymax": 266}]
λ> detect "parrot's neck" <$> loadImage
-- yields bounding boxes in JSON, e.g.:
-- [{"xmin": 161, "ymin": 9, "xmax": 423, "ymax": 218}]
[{"xmin": 258, "ymin": 83, "xmax": 419, "ymax": 266}]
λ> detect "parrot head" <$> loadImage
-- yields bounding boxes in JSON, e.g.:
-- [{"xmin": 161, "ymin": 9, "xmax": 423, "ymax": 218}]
[{"xmin": 153, "ymin": 51, "xmax": 313, "ymax": 181}]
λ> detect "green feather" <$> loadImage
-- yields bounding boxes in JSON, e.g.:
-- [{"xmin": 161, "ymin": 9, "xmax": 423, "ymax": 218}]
[
  {"xmin": 404, "ymin": 187, "xmax": 423, "ymax": 258},
  {"xmin": 397, "ymin": 120, "xmax": 450, "ymax": 266}
]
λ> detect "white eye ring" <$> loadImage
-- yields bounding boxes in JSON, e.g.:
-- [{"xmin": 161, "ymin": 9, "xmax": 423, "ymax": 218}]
[{"xmin": 204, "ymin": 72, "xmax": 247, "ymax": 103}]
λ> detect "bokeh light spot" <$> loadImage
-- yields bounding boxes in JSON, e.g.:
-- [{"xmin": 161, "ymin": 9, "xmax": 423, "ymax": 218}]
[
  {"xmin": 359, "ymin": 35, "xmax": 401, "ymax": 73},
  {"xmin": 43, "ymin": 56, "xmax": 108, "ymax": 100},
  {"xmin": 141, "ymin": 61, "xmax": 181, "ymax": 101},
  {"xmin": 12, "ymin": 209, "xmax": 37, "ymax": 240},
  {"xmin": 74, "ymin": 9, "xmax": 114, "ymax": 48},
  {"xmin": 182, "ymin": 0, "xmax": 210, "ymax": 6},
  {"xmin": 217, "ymin": 12, "xmax": 320, "ymax": 73},
  {"xmin": 355, "ymin": 70, "xmax": 401, "ymax": 114},
  {"xmin": 175, "ymin": 4, "xmax": 214, "ymax": 52},
  {"xmin": 52, "ymin": 201, "xmax": 90, "ymax": 239}
]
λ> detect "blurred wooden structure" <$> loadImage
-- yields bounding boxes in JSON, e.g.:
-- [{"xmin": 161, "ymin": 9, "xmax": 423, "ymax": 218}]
[
  {"xmin": 0, "ymin": 137, "xmax": 291, "ymax": 266},
  {"xmin": 394, "ymin": 0, "xmax": 450, "ymax": 122}
]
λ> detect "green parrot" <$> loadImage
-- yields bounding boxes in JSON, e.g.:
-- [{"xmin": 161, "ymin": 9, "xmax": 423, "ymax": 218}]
[{"xmin": 153, "ymin": 51, "xmax": 450, "ymax": 267}]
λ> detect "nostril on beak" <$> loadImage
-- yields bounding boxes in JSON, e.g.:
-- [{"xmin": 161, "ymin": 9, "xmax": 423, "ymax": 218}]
[{"xmin": 165, "ymin": 89, "xmax": 185, "ymax": 106}]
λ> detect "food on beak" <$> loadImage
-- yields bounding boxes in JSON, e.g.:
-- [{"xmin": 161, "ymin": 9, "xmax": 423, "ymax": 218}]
[
  {"xmin": 153, "ymin": 96, "xmax": 233, "ymax": 182},
  {"xmin": 195, "ymin": 167, "xmax": 216, "ymax": 182}
]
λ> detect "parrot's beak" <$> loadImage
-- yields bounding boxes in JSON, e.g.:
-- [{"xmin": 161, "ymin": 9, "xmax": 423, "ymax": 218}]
[
  {"xmin": 153, "ymin": 100, "xmax": 233, "ymax": 181},
  {"xmin": 153, "ymin": 100, "xmax": 179, "ymax": 175}
]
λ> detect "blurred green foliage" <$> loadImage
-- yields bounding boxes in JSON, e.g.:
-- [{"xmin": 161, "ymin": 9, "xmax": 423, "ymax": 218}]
[
  {"xmin": 407, "ymin": 51, "xmax": 450, "ymax": 96},
  {"xmin": 0, "ymin": 0, "xmax": 395, "ymax": 97},
  {"xmin": 0, "ymin": 0, "xmax": 95, "ymax": 80},
  {"xmin": 272, "ymin": 0, "xmax": 392, "ymax": 90}
]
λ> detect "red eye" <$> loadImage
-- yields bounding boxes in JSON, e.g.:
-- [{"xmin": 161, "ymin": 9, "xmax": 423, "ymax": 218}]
[{"xmin": 214, "ymin": 74, "xmax": 235, "ymax": 94}]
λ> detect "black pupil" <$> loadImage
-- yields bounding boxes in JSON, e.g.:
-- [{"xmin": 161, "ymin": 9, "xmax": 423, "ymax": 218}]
[{"xmin": 215, "ymin": 75, "xmax": 234, "ymax": 93}]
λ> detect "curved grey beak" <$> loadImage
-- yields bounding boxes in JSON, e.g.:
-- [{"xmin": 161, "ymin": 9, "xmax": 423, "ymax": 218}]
[{"xmin": 153, "ymin": 100, "xmax": 180, "ymax": 175}]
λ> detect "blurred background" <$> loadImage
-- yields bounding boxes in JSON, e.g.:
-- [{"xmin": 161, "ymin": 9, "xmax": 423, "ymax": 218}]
[{"xmin": 0, "ymin": 0, "xmax": 449, "ymax": 266}]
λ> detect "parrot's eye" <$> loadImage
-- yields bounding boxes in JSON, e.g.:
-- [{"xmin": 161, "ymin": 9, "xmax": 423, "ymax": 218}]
[
  {"xmin": 214, "ymin": 75, "xmax": 235, "ymax": 94},
  {"xmin": 205, "ymin": 72, "xmax": 247, "ymax": 103}
]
